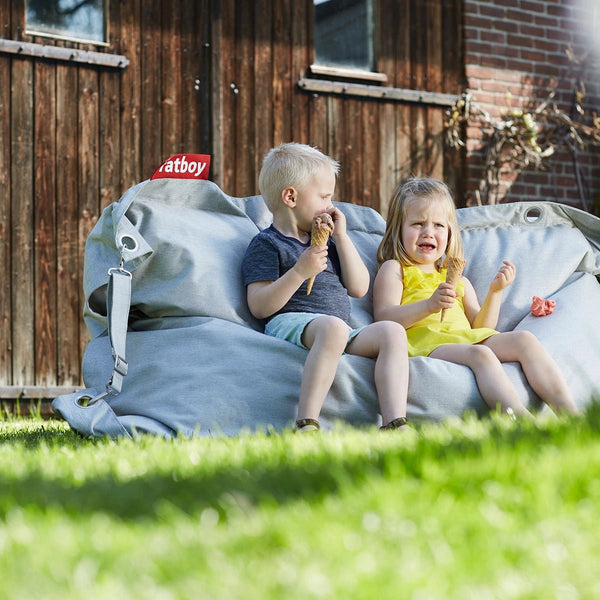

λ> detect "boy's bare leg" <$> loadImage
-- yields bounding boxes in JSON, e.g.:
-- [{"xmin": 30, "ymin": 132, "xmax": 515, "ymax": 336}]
[
  {"xmin": 346, "ymin": 321, "xmax": 409, "ymax": 425},
  {"xmin": 430, "ymin": 343, "xmax": 533, "ymax": 416},
  {"xmin": 483, "ymin": 331, "xmax": 579, "ymax": 415},
  {"xmin": 298, "ymin": 316, "xmax": 350, "ymax": 421}
]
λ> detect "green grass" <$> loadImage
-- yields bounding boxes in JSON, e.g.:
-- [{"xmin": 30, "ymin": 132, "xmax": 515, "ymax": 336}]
[{"xmin": 1, "ymin": 407, "xmax": 600, "ymax": 599}]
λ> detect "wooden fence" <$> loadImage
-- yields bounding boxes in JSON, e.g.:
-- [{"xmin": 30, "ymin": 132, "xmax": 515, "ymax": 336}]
[{"xmin": 0, "ymin": 0, "xmax": 463, "ymax": 403}]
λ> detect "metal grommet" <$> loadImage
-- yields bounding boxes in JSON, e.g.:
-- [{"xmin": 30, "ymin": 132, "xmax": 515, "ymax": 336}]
[
  {"xmin": 119, "ymin": 235, "xmax": 138, "ymax": 252},
  {"xmin": 76, "ymin": 395, "xmax": 93, "ymax": 407},
  {"xmin": 524, "ymin": 206, "xmax": 543, "ymax": 224}
]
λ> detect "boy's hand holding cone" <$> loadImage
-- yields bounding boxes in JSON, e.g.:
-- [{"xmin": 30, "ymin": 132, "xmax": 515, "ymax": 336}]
[
  {"xmin": 306, "ymin": 213, "xmax": 335, "ymax": 295},
  {"xmin": 441, "ymin": 256, "xmax": 466, "ymax": 322}
]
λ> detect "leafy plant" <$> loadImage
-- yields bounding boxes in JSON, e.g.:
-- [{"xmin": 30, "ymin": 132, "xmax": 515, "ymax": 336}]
[{"xmin": 446, "ymin": 48, "xmax": 600, "ymax": 210}]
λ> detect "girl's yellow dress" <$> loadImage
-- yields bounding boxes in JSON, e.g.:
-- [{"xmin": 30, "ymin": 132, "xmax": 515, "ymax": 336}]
[{"xmin": 402, "ymin": 265, "xmax": 497, "ymax": 357}]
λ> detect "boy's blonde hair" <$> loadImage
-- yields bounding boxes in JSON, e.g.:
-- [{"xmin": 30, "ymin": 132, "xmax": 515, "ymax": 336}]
[
  {"xmin": 258, "ymin": 142, "xmax": 340, "ymax": 213},
  {"xmin": 377, "ymin": 177, "xmax": 463, "ymax": 270}
]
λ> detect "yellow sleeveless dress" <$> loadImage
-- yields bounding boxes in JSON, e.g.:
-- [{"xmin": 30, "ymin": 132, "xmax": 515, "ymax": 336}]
[{"xmin": 402, "ymin": 265, "xmax": 498, "ymax": 357}]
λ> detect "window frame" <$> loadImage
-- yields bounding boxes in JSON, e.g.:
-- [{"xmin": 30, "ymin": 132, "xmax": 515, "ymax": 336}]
[
  {"xmin": 24, "ymin": 0, "xmax": 109, "ymax": 47},
  {"xmin": 311, "ymin": 0, "xmax": 387, "ymax": 83}
]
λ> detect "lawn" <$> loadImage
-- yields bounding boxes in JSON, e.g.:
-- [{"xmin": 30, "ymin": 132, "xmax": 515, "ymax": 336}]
[{"xmin": 1, "ymin": 406, "xmax": 599, "ymax": 599}]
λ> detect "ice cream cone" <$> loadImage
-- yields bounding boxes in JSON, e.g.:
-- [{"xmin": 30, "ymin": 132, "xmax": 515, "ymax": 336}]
[
  {"xmin": 306, "ymin": 213, "xmax": 334, "ymax": 295},
  {"xmin": 441, "ymin": 256, "xmax": 466, "ymax": 322}
]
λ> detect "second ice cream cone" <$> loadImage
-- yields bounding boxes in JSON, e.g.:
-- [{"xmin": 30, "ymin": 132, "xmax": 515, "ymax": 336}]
[{"xmin": 441, "ymin": 256, "xmax": 466, "ymax": 322}]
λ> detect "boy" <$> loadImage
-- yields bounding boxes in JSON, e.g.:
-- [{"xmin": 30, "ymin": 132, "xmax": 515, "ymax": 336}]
[{"xmin": 242, "ymin": 143, "xmax": 410, "ymax": 432}]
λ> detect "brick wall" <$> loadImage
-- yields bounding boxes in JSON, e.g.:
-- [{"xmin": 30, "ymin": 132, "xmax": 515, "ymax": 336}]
[{"xmin": 463, "ymin": 0, "xmax": 600, "ymax": 213}]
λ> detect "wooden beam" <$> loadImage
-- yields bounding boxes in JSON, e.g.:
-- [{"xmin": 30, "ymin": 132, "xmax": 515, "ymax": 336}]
[
  {"xmin": 298, "ymin": 77, "xmax": 457, "ymax": 107},
  {"xmin": 0, "ymin": 386, "xmax": 82, "ymax": 399},
  {"xmin": 0, "ymin": 38, "xmax": 129, "ymax": 69}
]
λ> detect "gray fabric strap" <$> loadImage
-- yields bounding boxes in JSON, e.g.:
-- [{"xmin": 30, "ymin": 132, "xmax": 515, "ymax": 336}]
[{"xmin": 105, "ymin": 267, "xmax": 132, "ymax": 395}]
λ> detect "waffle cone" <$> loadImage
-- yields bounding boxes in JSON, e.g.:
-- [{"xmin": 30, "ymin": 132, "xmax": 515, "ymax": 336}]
[
  {"xmin": 441, "ymin": 256, "xmax": 466, "ymax": 322},
  {"xmin": 306, "ymin": 213, "xmax": 334, "ymax": 295}
]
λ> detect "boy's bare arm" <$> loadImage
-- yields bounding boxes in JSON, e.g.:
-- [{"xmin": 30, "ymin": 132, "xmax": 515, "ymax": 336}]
[
  {"xmin": 246, "ymin": 246, "xmax": 327, "ymax": 319},
  {"xmin": 329, "ymin": 207, "xmax": 369, "ymax": 298}
]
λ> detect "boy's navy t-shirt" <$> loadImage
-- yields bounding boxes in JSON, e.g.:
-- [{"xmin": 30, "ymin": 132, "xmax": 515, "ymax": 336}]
[{"xmin": 242, "ymin": 225, "xmax": 351, "ymax": 324}]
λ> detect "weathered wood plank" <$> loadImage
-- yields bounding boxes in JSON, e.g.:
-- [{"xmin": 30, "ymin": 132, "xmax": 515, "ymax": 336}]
[
  {"xmin": 442, "ymin": 0, "xmax": 465, "ymax": 204},
  {"xmin": 10, "ymin": 57, "xmax": 35, "ymax": 386},
  {"xmin": 99, "ymin": 0, "xmax": 123, "ymax": 210},
  {"xmin": 235, "ymin": 1, "xmax": 255, "ymax": 195},
  {"xmin": 119, "ymin": 0, "xmax": 142, "ymax": 190},
  {"xmin": 297, "ymin": 78, "xmax": 457, "ymax": 107},
  {"xmin": 181, "ymin": 0, "xmax": 206, "ymax": 155},
  {"xmin": 161, "ymin": 0, "xmax": 182, "ymax": 158},
  {"xmin": 78, "ymin": 65, "xmax": 99, "ymax": 360},
  {"xmin": 0, "ymin": 385, "xmax": 81, "ymax": 399},
  {"xmin": 0, "ymin": 3, "xmax": 11, "ymax": 382},
  {"xmin": 0, "ymin": 38, "xmax": 129, "ymax": 68},
  {"xmin": 34, "ymin": 59, "xmax": 58, "ymax": 386},
  {"xmin": 253, "ymin": 0, "xmax": 273, "ymax": 184},
  {"xmin": 56, "ymin": 59, "xmax": 82, "ymax": 386},
  {"xmin": 219, "ymin": 0, "xmax": 236, "ymax": 191},
  {"xmin": 376, "ymin": 0, "xmax": 397, "ymax": 216},
  {"xmin": 361, "ymin": 103, "xmax": 379, "ymax": 210},
  {"xmin": 291, "ymin": 0, "xmax": 309, "ymax": 145},
  {"xmin": 307, "ymin": 93, "xmax": 328, "ymax": 153},
  {"xmin": 209, "ymin": 0, "xmax": 224, "ymax": 182},
  {"xmin": 426, "ymin": 0, "xmax": 444, "ymax": 179},
  {"xmin": 340, "ymin": 99, "xmax": 363, "ymax": 206},
  {"xmin": 392, "ymin": 0, "xmax": 412, "ymax": 186},
  {"xmin": 141, "ymin": 1, "xmax": 162, "ymax": 177}
]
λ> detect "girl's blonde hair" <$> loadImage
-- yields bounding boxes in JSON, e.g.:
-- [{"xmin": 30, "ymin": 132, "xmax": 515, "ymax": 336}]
[
  {"xmin": 377, "ymin": 177, "xmax": 463, "ymax": 270},
  {"xmin": 258, "ymin": 142, "xmax": 340, "ymax": 213}
]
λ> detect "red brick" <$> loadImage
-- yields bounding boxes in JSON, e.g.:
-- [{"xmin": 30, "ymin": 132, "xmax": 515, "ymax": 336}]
[
  {"xmin": 533, "ymin": 15, "xmax": 559, "ymax": 27},
  {"xmin": 520, "ymin": 49, "xmax": 546, "ymax": 62},
  {"xmin": 507, "ymin": 9, "xmax": 533, "ymax": 23},
  {"xmin": 494, "ymin": 20, "xmax": 520, "ymax": 33},
  {"xmin": 507, "ymin": 34, "xmax": 534, "ymax": 48},
  {"xmin": 520, "ymin": 1, "xmax": 548, "ymax": 14},
  {"xmin": 520, "ymin": 24, "xmax": 547, "ymax": 37},
  {"xmin": 547, "ymin": 4, "xmax": 573, "ymax": 18},
  {"xmin": 480, "ymin": 55, "xmax": 508, "ymax": 69},
  {"xmin": 464, "ymin": 15, "xmax": 493, "ymax": 28},
  {"xmin": 480, "ymin": 30, "xmax": 506, "ymax": 43},
  {"xmin": 478, "ymin": 4, "xmax": 506, "ymax": 18}
]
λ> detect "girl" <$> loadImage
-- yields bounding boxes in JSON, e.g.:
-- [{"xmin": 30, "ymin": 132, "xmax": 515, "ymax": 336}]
[{"xmin": 373, "ymin": 177, "xmax": 578, "ymax": 417}]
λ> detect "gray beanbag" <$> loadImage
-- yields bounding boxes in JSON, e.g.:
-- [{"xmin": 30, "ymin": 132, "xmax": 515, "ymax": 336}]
[{"xmin": 53, "ymin": 178, "xmax": 600, "ymax": 437}]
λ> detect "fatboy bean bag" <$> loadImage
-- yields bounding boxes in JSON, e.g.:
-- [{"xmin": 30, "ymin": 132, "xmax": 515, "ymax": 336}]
[{"xmin": 53, "ymin": 165, "xmax": 600, "ymax": 437}]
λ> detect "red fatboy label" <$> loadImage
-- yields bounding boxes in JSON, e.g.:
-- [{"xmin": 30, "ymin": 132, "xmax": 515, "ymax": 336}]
[{"xmin": 151, "ymin": 154, "xmax": 211, "ymax": 180}]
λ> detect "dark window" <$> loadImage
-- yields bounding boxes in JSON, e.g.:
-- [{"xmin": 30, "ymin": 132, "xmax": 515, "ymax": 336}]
[
  {"xmin": 26, "ymin": 0, "xmax": 106, "ymax": 45},
  {"xmin": 314, "ymin": 0, "xmax": 373, "ymax": 71}
]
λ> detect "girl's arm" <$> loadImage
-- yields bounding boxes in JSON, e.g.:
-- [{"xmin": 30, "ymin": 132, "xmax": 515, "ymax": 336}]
[
  {"xmin": 373, "ymin": 260, "xmax": 456, "ymax": 327},
  {"xmin": 330, "ymin": 207, "xmax": 370, "ymax": 298},
  {"xmin": 465, "ymin": 260, "xmax": 515, "ymax": 329}
]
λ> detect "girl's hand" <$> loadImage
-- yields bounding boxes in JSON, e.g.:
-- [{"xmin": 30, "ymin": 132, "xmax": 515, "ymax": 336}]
[
  {"xmin": 429, "ymin": 282, "xmax": 458, "ymax": 313},
  {"xmin": 489, "ymin": 260, "xmax": 515, "ymax": 292},
  {"xmin": 294, "ymin": 245, "xmax": 328, "ymax": 280},
  {"xmin": 327, "ymin": 206, "xmax": 347, "ymax": 237}
]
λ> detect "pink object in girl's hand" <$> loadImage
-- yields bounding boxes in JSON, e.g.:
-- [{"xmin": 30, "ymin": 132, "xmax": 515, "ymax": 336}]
[{"xmin": 531, "ymin": 296, "xmax": 556, "ymax": 317}]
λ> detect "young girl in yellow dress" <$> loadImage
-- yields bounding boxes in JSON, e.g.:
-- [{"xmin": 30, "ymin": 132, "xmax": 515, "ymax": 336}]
[{"xmin": 373, "ymin": 176, "xmax": 579, "ymax": 417}]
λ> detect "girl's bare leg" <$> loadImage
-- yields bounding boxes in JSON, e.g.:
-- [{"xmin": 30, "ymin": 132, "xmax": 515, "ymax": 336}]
[
  {"xmin": 346, "ymin": 321, "xmax": 409, "ymax": 425},
  {"xmin": 483, "ymin": 331, "xmax": 579, "ymax": 415},
  {"xmin": 430, "ymin": 343, "xmax": 532, "ymax": 416}
]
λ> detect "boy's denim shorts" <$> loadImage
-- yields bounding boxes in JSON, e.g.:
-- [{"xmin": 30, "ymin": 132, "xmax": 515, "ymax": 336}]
[{"xmin": 265, "ymin": 312, "xmax": 366, "ymax": 350}]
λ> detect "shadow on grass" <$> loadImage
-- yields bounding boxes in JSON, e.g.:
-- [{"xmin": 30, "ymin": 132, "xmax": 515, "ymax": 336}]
[{"xmin": 1, "ymin": 402, "xmax": 598, "ymax": 522}]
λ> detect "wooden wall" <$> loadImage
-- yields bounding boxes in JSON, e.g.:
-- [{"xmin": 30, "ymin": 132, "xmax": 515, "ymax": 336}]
[
  {"xmin": 0, "ymin": 0, "xmax": 463, "ymax": 398},
  {"xmin": 212, "ymin": 0, "xmax": 464, "ymax": 213}
]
